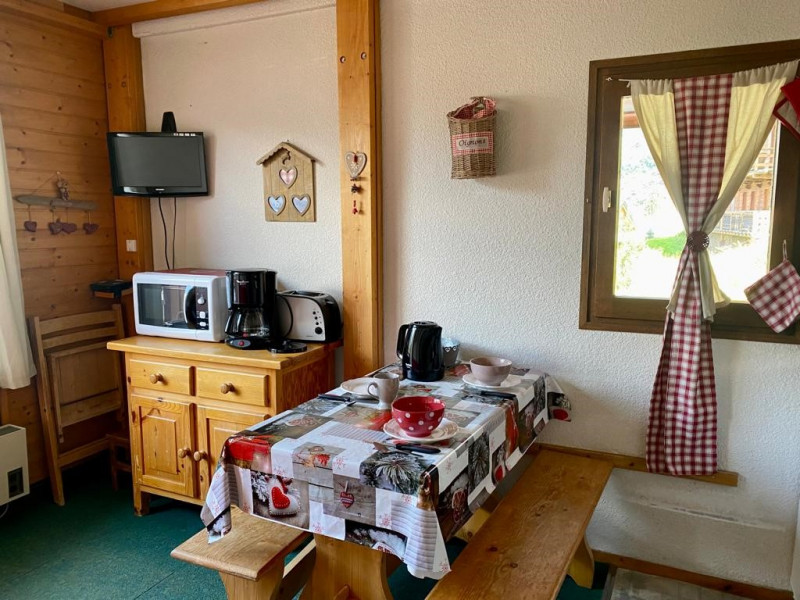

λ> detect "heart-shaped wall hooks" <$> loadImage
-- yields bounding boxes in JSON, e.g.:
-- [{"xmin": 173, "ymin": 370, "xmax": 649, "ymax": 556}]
[
  {"xmin": 279, "ymin": 167, "xmax": 297, "ymax": 188},
  {"xmin": 61, "ymin": 222, "xmax": 78, "ymax": 234},
  {"xmin": 345, "ymin": 151, "xmax": 367, "ymax": 179},
  {"xmin": 268, "ymin": 195, "xmax": 286, "ymax": 215},
  {"xmin": 24, "ymin": 221, "xmax": 37, "ymax": 232},
  {"xmin": 48, "ymin": 220, "xmax": 63, "ymax": 235},
  {"xmin": 292, "ymin": 195, "xmax": 310, "ymax": 216},
  {"xmin": 83, "ymin": 223, "xmax": 99, "ymax": 235}
]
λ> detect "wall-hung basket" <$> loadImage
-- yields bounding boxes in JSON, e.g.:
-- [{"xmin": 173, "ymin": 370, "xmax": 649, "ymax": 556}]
[{"xmin": 447, "ymin": 97, "xmax": 497, "ymax": 179}]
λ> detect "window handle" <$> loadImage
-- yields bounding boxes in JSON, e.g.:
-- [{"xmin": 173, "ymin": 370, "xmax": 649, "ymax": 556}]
[{"xmin": 602, "ymin": 187, "xmax": 612, "ymax": 213}]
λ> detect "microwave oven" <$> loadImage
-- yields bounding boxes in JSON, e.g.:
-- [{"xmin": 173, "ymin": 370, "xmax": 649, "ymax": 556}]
[{"xmin": 132, "ymin": 270, "xmax": 228, "ymax": 341}]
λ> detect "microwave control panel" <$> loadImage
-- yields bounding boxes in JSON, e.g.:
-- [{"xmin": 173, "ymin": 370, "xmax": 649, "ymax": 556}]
[{"xmin": 191, "ymin": 286, "xmax": 209, "ymax": 330}]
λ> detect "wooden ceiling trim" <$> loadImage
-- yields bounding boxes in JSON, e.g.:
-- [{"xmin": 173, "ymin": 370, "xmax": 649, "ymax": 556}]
[
  {"xmin": 91, "ymin": 0, "xmax": 266, "ymax": 26},
  {"xmin": 0, "ymin": 0, "xmax": 105, "ymax": 37}
]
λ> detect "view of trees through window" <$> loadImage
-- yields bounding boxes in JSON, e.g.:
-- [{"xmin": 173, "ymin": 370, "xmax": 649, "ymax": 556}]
[{"xmin": 613, "ymin": 97, "xmax": 776, "ymax": 302}]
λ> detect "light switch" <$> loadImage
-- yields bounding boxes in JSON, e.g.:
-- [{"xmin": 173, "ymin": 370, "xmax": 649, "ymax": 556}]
[{"xmin": 126, "ymin": 240, "xmax": 137, "ymax": 252}]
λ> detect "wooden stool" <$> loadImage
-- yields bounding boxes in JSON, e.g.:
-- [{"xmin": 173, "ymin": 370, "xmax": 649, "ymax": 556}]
[
  {"xmin": 427, "ymin": 448, "xmax": 613, "ymax": 600},
  {"xmin": 106, "ymin": 432, "xmax": 131, "ymax": 491},
  {"xmin": 172, "ymin": 507, "xmax": 313, "ymax": 600}
]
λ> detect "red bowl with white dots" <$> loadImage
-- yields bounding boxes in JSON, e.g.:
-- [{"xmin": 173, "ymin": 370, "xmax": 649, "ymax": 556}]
[{"xmin": 391, "ymin": 396, "xmax": 445, "ymax": 438}]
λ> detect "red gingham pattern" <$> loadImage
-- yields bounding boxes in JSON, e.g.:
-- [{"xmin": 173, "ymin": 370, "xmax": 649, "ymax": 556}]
[
  {"xmin": 745, "ymin": 259, "xmax": 800, "ymax": 332},
  {"xmin": 646, "ymin": 74, "xmax": 732, "ymax": 475}
]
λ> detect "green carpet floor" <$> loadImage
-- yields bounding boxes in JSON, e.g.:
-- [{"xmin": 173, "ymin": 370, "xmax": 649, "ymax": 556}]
[{"xmin": 0, "ymin": 458, "xmax": 606, "ymax": 599}]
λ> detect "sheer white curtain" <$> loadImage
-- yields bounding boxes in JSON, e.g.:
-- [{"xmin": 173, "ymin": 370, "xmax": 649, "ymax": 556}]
[{"xmin": 0, "ymin": 114, "xmax": 36, "ymax": 389}]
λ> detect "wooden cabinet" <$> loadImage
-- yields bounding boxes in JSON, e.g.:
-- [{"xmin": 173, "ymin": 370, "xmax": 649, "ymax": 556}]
[{"xmin": 109, "ymin": 336, "xmax": 339, "ymax": 515}]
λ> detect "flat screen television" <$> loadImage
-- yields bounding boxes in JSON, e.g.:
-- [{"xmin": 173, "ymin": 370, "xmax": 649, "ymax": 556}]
[{"xmin": 107, "ymin": 132, "xmax": 209, "ymax": 197}]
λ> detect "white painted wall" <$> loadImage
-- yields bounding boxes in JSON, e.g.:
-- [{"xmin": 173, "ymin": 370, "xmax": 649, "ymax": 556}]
[
  {"xmin": 138, "ymin": 0, "xmax": 341, "ymax": 299},
  {"xmin": 139, "ymin": 0, "xmax": 800, "ymax": 588}
]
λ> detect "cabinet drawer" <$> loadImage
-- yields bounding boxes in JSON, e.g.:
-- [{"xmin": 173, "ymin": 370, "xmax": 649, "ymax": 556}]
[
  {"xmin": 196, "ymin": 367, "xmax": 268, "ymax": 407},
  {"xmin": 129, "ymin": 358, "xmax": 193, "ymax": 395}
]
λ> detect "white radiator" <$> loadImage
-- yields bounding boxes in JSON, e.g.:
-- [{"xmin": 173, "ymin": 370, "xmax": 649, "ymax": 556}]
[{"xmin": 0, "ymin": 424, "xmax": 29, "ymax": 505}]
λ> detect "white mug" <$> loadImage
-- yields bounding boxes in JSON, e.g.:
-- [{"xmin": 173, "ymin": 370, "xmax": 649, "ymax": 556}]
[{"xmin": 367, "ymin": 372, "xmax": 401, "ymax": 410}]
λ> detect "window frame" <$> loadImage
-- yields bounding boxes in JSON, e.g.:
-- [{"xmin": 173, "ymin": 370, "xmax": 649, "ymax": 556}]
[{"xmin": 580, "ymin": 40, "xmax": 800, "ymax": 344}]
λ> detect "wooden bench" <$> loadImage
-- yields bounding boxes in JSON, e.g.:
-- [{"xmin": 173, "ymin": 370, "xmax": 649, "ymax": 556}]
[
  {"xmin": 171, "ymin": 506, "xmax": 313, "ymax": 600},
  {"xmin": 427, "ymin": 448, "xmax": 613, "ymax": 600}
]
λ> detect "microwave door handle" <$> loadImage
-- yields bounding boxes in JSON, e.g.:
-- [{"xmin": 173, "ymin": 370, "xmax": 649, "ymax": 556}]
[{"xmin": 183, "ymin": 286, "xmax": 197, "ymax": 329}]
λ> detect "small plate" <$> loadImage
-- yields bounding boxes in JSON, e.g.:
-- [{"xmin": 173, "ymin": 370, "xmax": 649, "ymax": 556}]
[
  {"xmin": 341, "ymin": 377, "xmax": 376, "ymax": 398},
  {"xmin": 462, "ymin": 373, "xmax": 523, "ymax": 390},
  {"xmin": 383, "ymin": 418, "xmax": 459, "ymax": 442}
]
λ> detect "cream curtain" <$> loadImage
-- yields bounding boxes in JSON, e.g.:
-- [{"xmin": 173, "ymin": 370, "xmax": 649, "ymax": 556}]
[
  {"xmin": 632, "ymin": 60, "xmax": 798, "ymax": 320},
  {"xmin": 0, "ymin": 113, "xmax": 36, "ymax": 389}
]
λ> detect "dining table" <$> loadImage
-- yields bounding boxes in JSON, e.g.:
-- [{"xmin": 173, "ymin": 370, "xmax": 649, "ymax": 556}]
[{"xmin": 200, "ymin": 361, "xmax": 571, "ymax": 599}]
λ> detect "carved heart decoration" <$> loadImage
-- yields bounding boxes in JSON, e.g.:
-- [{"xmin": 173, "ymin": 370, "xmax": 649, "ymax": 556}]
[
  {"xmin": 268, "ymin": 195, "xmax": 286, "ymax": 215},
  {"xmin": 83, "ymin": 222, "xmax": 99, "ymax": 234},
  {"xmin": 292, "ymin": 195, "xmax": 310, "ymax": 216},
  {"xmin": 339, "ymin": 491, "xmax": 355, "ymax": 509},
  {"xmin": 345, "ymin": 151, "xmax": 367, "ymax": 179},
  {"xmin": 24, "ymin": 221, "xmax": 37, "ymax": 232},
  {"xmin": 48, "ymin": 220, "xmax": 63, "ymax": 234},
  {"xmin": 279, "ymin": 167, "xmax": 297, "ymax": 188},
  {"xmin": 61, "ymin": 222, "xmax": 78, "ymax": 234}
]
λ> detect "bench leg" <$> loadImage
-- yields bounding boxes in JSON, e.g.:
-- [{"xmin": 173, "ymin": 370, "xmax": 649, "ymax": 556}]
[
  {"xmin": 220, "ymin": 564, "xmax": 283, "ymax": 600},
  {"xmin": 300, "ymin": 535, "xmax": 393, "ymax": 600},
  {"xmin": 567, "ymin": 535, "xmax": 595, "ymax": 588}
]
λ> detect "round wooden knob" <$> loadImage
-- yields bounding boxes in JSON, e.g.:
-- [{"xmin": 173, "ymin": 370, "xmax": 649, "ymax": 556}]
[
  {"xmin": 220, "ymin": 382, "xmax": 234, "ymax": 394},
  {"xmin": 193, "ymin": 450, "xmax": 208, "ymax": 462},
  {"xmin": 149, "ymin": 373, "xmax": 164, "ymax": 384},
  {"xmin": 177, "ymin": 447, "xmax": 191, "ymax": 459}
]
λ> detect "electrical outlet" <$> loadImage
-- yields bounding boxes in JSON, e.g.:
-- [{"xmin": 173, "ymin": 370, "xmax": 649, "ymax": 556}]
[{"xmin": 126, "ymin": 240, "xmax": 137, "ymax": 253}]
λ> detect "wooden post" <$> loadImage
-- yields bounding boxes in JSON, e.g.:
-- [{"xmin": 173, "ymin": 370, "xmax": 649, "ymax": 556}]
[
  {"xmin": 102, "ymin": 24, "xmax": 154, "ymax": 281},
  {"xmin": 337, "ymin": 0, "xmax": 383, "ymax": 379}
]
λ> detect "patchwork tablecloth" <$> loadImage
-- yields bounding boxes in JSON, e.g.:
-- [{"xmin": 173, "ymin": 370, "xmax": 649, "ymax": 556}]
[{"xmin": 200, "ymin": 363, "xmax": 570, "ymax": 579}]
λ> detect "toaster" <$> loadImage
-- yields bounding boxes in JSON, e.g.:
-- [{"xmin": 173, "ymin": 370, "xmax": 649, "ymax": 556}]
[{"xmin": 277, "ymin": 291, "xmax": 342, "ymax": 343}]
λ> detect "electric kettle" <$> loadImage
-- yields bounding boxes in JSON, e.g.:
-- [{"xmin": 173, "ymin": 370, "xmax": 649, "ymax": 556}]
[{"xmin": 396, "ymin": 321, "xmax": 444, "ymax": 381}]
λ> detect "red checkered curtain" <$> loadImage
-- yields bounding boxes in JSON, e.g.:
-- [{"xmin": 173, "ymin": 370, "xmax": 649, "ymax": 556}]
[{"xmin": 631, "ymin": 61, "xmax": 798, "ymax": 475}]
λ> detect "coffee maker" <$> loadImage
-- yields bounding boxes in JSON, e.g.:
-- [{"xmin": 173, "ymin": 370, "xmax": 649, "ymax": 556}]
[{"xmin": 225, "ymin": 269, "xmax": 307, "ymax": 352}]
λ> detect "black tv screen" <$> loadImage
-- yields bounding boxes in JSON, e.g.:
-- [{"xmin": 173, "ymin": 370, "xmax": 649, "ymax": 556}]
[{"xmin": 107, "ymin": 132, "xmax": 209, "ymax": 197}]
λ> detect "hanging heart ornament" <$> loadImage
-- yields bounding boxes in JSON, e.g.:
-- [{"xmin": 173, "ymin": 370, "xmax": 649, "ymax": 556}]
[
  {"xmin": 345, "ymin": 152, "xmax": 367, "ymax": 179},
  {"xmin": 339, "ymin": 491, "xmax": 355, "ymax": 509},
  {"xmin": 292, "ymin": 195, "xmax": 310, "ymax": 216},
  {"xmin": 268, "ymin": 195, "xmax": 286, "ymax": 215},
  {"xmin": 279, "ymin": 167, "xmax": 297, "ymax": 188},
  {"xmin": 24, "ymin": 221, "xmax": 37, "ymax": 232}
]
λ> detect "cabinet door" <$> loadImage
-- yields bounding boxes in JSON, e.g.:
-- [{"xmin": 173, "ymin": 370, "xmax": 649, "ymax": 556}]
[
  {"xmin": 130, "ymin": 394, "xmax": 195, "ymax": 498},
  {"xmin": 195, "ymin": 405, "xmax": 270, "ymax": 498}
]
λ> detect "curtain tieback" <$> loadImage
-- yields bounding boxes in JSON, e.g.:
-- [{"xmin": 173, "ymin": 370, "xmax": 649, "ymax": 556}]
[{"xmin": 686, "ymin": 231, "xmax": 710, "ymax": 252}]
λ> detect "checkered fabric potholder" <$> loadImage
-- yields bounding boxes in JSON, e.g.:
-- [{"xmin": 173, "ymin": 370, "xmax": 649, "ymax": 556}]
[{"xmin": 745, "ymin": 254, "xmax": 800, "ymax": 333}]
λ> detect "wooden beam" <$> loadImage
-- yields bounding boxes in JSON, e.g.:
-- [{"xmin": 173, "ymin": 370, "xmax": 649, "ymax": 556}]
[
  {"xmin": 92, "ymin": 0, "xmax": 265, "ymax": 27},
  {"xmin": 538, "ymin": 443, "xmax": 739, "ymax": 487},
  {"xmin": 337, "ymin": 0, "xmax": 383, "ymax": 379},
  {"xmin": 102, "ymin": 25, "xmax": 154, "ymax": 281},
  {"xmin": 0, "ymin": 0, "xmax": 104, "ymax": 37},
  {"xmin": 595, "ymin": 552, "xmax": 792, "ymax": 600}
]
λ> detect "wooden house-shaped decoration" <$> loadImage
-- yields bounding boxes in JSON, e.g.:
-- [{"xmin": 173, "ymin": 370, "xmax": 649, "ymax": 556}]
[{"xmin": 257, "ymin": 142, "xmax": 316, "ymax": 222}]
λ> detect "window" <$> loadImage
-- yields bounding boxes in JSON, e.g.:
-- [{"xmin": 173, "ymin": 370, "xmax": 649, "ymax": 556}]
[{"xmin": 580, "ymin": 40, "xmax": 800, "ymax": 343}]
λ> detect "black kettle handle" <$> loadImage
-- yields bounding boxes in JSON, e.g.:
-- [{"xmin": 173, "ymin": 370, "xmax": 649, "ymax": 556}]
[{"xmin": 396, "ymin": 323, "xmax": 409, "ymax": 360}]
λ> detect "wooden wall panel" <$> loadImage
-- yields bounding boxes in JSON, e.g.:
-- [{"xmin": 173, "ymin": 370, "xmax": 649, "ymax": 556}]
[{"xmin": 0, "ymin": 5, "xmax": 119, "ymax": 484}]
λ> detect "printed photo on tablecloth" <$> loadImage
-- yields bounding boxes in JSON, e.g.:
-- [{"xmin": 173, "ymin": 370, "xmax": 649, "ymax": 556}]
[
  {"xmin": 548, "ymin": 390, "xmax": 572, "ymax": 421},
  {"xmin": 467, "ymin": 432, "xmax": 490, "ymax": 494},
  {"xmin": 325, "ymin": 475, "xmax": 377, "ymax": 525},
  {"xmin": 345, "ymin": 521, "xmax": 407, "ymax": 558},
  {"xmin": 443, "ymin": 407, "xmax": 481, "ymax": 428},
  {"xmin": 251, "ymin": 472, "xmax": 310, "ymax": 528},
  {"xmin": 294, "ymin": 397, "xmax": 350, "ymax": 416},
  {"xmin": 252, "ymin": 412, "xmax": 330, "ymax": 439},
  {"xmin": 225, "ymin": 433, "xmax": 283, "ymax": 472},
  {"xmin": 333, "ymin": 405, "xmax": 392, "ymax": 430},
  {"xmin": 396, "ymin": 383, "xmax": 437, "ymax": 397},
  {"xmin": 359, "ymin": 449, "xmax": 436, "ymax": 496},
  {"xmin": 492, "ymin": 444, "xmax": 507, "ymax": 485},
  {"xmin": 292, "ymin": 442, "xmax": 344, "ymax": 487},
  {"xmin": 516, "ymin": 399, "xmax": 538, "ymax": 452},
  {"xmin": 435, "ymin": 468, "xmax": 470, "ymax": 540},
  {"xmin": 531, "ymin": 376, "xmax": 546, "ymax": 417}
]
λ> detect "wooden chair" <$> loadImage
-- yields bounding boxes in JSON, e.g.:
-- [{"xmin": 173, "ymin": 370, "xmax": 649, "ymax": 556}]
[
  {"xmin": 171, "ymin": 507, "xmax": 314, "ymax": 600},
  {"xmin": 427, "ymin": 448, "xmax": 613, "ymax": 600},
  {"xmin": 29, "ymin": 305, "xmax": 126, "ymax": 505}
]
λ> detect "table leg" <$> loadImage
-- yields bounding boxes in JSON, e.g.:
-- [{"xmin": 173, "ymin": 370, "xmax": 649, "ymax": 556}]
[
  {"xmin": 300, "ymin": 535, "xmax": 393, "ymax": 600},
  {"xmin": 220, "ymin": 567, "xmax": 283, "ymax": 600},
  {"xmin": 567, "ymin": 535, "xmax": 595, "ymax": 588}
]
